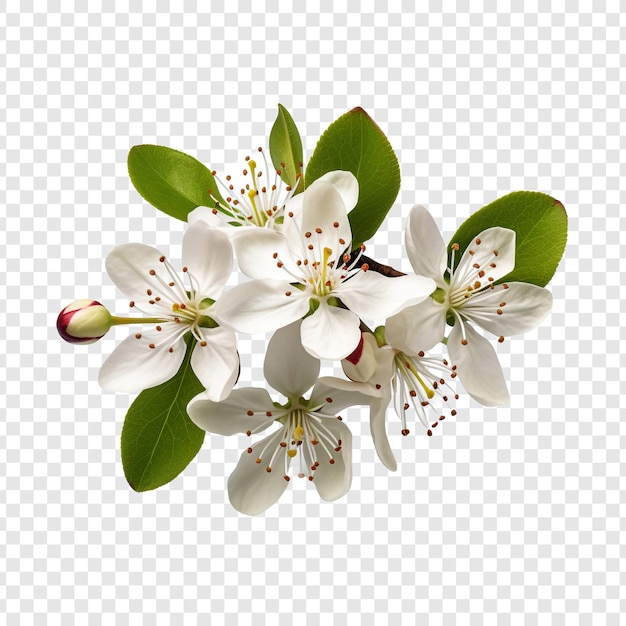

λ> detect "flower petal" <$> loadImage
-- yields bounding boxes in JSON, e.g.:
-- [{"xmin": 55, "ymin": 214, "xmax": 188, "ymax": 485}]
[
  {"xmin": 98, "ymin": 325, "xmax": 185, "ymax": 393},
  {"xmin": 447, "ymin": 321, "xmax": 509, "ymax": 406},
  {"xmin": 105, "ymin": 243, "xmax": 168, "ymax": 308},
  {"xmin": 310, "ymin": 419, "xmax": 353, "ymax": 501},
  {"xmin": 263, "ymin": 321, "xmax": 320, "ymax": 399},
  {"xmin": 187, "ymin": 387, "xmax": 276, "ymax": 435},
  {"xmin": 182, "ymin": 221, "xmax": 233, "ymax": 300},
  {"xmin": 284, "ymin": 178, "xmax": 352, "ymax": 261},
  {"xmin": 300, "ymin": 303, "xmax": 361, "ymax": 360},
  {"xmin": 187, "ymin": 206, "xmax": 231, "ymax": 229},
  {"xmin": 385, "ymin": 298, "xmax": 447, "ymax": 353},
  {"xmin": 191, "ymin": 326, "xmax": 240, "ymax": 402},
  {"xmin": 461, "ymin": 282, "xmax": 553, "ymax": 337},
  {"xmin": 310, "ymin": 376, "xmax": 375, "ymax": 413},
  {"xmin": 369, "ymin": 391, "xmax": 397, "ymax": 471},
  {"xmin": 212, "ymin": 279, "xmax": 310, "ymax": 334},
  {"xmin": 228, "ymin": 429, "xmax": 291, "ymax": 515},
  {"xmin": 337, "ymin": 271, "xmax": 436, "ymax": 320},
  {"xmin": 231, "ymin": 227, "xmax": 293, "ymax": 280},
  {"xmin": 318, "ymin": 170, "xmax": 359, "ymax": 212},
  {"xmin": 453, "ymin": 227, "xmax": 515, "ymax": 289},
  {"xmin": 405, "ymin": 205, "xmax": 448, "ymax": 283}
]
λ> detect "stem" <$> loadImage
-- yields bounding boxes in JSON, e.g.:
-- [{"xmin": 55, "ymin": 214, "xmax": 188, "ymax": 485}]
[
  {"xmin": 110, "ymin": 316, "xmax": 166, "ymax": 326},
  {"xmin": 346, "ymin": 252, "xmax": 405, "ymax": 277}
]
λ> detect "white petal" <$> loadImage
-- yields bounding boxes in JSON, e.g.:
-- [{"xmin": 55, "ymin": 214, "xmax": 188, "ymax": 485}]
[
  {"xmin": 191, "ymin": 326, "xmax": 240, "ymax": 402},
  {"xmin": 231, "ymin": 227, "xmax": 293, "ymax": 280},
  {"xmin": 369, "ymin": 392, "xmax": 397, "ymax": 471},
  {"xmin": 385, "ymin": 299, "xmax": 447, "ymax": 353},
  {"xmin": 187, "ymin": 387, "xmax": 276, "ymax": 435},
  {"xmin": 212, "ymin": 280, "xmax": 310, "ymax": 334},
  {"xmin": 300, "ymin": 304, "xmax": 361, "ymax": 360},
  {"xmin": 453, "ymin": 227, "xmax": 515, "ymax": 289},
  {"xmin": 98, "ymin": 325, "xmax": 185, "ymax": 392},
  {"xmin": 285, "ymin": 178, "xmax": 352, "ymax": 260},
  {"xmin": 461, "ymin": 283, "xmax": 553, "ymax": 337},
  {"xmin": 182, "ymin": 221, "xmax": 233, "ymax": 300},
  {"xmin": 105, "ymin": 242, "xmax": 168, "ymax": 307},
  {"xmin": 310, "ymin": 376, "xmax": 374, "ymax": 412},
  {"xmin": 405, "ymin": 205, "xmax": 448, "ymax": 283},
  {"xmin": 228, "ymin": 430, "xmax": 291, "ymax": 515},
  {"xmin": 447, "ymin": 322, "xmax": 509, "ymax": 406},
  {"xmin": 263, "ymin": 321, "xmax": 320, "ymax": 399},
  {"xmin": 310, "ymin": 419, "xmax": 352, "ymax": 501},
  {"xmin": 337, "ymin": 271, "xmax": 435, "ymax": 320},
  {"xmin": 318, "ymin": 170, "xmax": 359, "ymax": 212},
  {"xmin": 187, "ymin": 206, "xmax": 231, "ymax": 229}
]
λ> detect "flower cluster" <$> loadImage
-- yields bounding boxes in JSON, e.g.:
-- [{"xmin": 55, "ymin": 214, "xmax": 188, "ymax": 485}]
[{"xmin": 57, "ymin": 107, "xmax": 565, "ymax": 515}]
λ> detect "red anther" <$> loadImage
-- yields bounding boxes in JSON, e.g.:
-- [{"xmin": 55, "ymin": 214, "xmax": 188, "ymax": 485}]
[
  {"xmin": 478, "ymin": 270, "xmax": 485, "ymax": 278},
  {"xmin": 475, "ymin": 238, "xmax": 481, "ymax": 245},
  {"xmin": 266, "ymin": 467, "xmax": 272, "ymax": 473},
  {"xmin": 285, "ymin": 291, "xmax": 292, "ymax": 296},
  {"xmin": 473, "ymin": 263, "xmax": 480, "ymax": 268},
  {"xmin": 469, "ymin": 250, "xmax": 475, "ymax": 256},
  {"xmin": 333, "ymin": 221, "xmax": 339, "ymax": 227},
  {"xmin": 149, "ymin": 344, "xmax": 155, "ymax": 349},
  {"xmin": 361, "ymin": 263, "xmax": 369, "ymax": 272},
  {"xmin": 149, "ymin": 269, "xmax": 156, "ymax": 276},
  {"xmin": 272, "ymin": 252, "xmax": 278, "ymax": 259},
  {"xmin": 135, "ymin": 333, "xmax": 141, "ymax": 339},
  {"xmin": 326, "ymin": 397, "xmax": 333, "ymax": 403},
  {"xmin": 375, "ymin": 384, "xmax": 381, "ymax": 390},
  {"xmin": 311, "ymin": 439, "xmax": 318, "ymax": 445},
  {"xmin": 421, "ymin": 401, "xmax": 429, "ymax": 407},
  {"xmin": 451, "ymin": 243, "xmax": 459, "ymax": 250},
  {"xmin": 159, "ymin": 256, "xmax": 165, "ymax": 262},
  {"xmin": 498, "ymin": 336, "xmax": 505, "ymax": 343},
  {"xmin": 334, "ymin": 447, "xmax": 341, "ymax": 452},
  {"xmin": 339, "ymin": 238, "xmax": 345, "ymax": 245},
  {"xmin": 308, "ymin": 476, "xmax": 314, "ymax": 481},
  {"xmin": 439, "ymin": 415, "xmax": 445, "ymax": 421},
  {"xmin": 418, "ymin": 351, "xmax": 425, "ymax": 357},
  {"xmin": 329, "ymin": 459, "xmax": 335, "ymax": 465},
  {"xmin": 403, "ymin": 403, "xmax": 410, "ymax": 410},
  {"xmin": 496, "ymin": 308, "xmax": 503, "ymax": 315},
  {"xmin": 461, "ymin": 339, "xmax": 468, "ymax": 346},
  {"xmin": 284, "ymin": 475, "xmax": 290, "ymax": 482},
  {"xmin": 503, "ymin": 283, "xmax": 509, "ymax": 289},
  {"xmin": 451, "ymin": 410, "xmax": 457, "ymax": 416},
  {"xmin": 200, "ymin": 341, "xmax": 207, "ymax": 347},
  {"xmin": 336, "ymin": 416, "xmax": 343, "ymax": 421},
  {"xmin": 409, "ymin": 390, "xmax": 417, "ymax": 397},
  {"xmin": 401, "ymin": 429, "xmax": 410, "ymax": 436},
  {"xmin": 156, "ymin": 326, "xmax": 162, "ymax": 331},
  {"xmin": 315, "ymin": 228, "xmax": 322, "ymax": 234},
  {"xmin": 277, "ymin": 261, "xmax": 284, "ymax": 267},
  {"xmin": 493, "ymin": 249, "xmax": 499, "ymax": 256},
  {"xmin": 307, "ymin": 245, "xmax": 314, "ymax": 251},
  {"xmin": 427, "ymin": 430, "xmax": 433, "ymax": 437},
  {"xmin": 305, "ymin": 231, "xmax": 312, "ymax": 238},
  {"xmin": 246, "ymin": 430, "xmax": 251, "ymax": 436},
  {"xmin": 168, "ymin": 347, "xmax": 174, "ymax": 353},
  {"xmin": 266, "ymin": 411, "xmax": 272, "ymax": 417},
  {"xmin": 279, "ymin": 441, "xmax": 287, "ymax": 448},
  {"xmin": 247, "ymin": 410, "xmax": 254, "ymax": 416},
  {"xmin": 288, "ymin": 211, "xmax": 293, "ymax": 217},
  {"xmin": 129, "ymin": 301, "xmax": 135, "ymax": 307},
  {"xmin": 255, "ymin": 458, "xmax": 262, "ymax": 464}
]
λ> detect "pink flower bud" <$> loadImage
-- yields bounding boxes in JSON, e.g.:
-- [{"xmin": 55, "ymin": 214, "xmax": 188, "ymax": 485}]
[
  {"xmin": 57, "ymin": 300, "xmax": 112, "ymax": 344},
  {"xmin": 342, "ymin": 332, "xmax": 378, "ymax": 383}
]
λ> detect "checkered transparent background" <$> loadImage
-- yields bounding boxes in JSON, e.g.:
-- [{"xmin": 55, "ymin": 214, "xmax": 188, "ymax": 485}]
[{"xmin": 1, "ymin": 2, "xmax": 623, "ymax": 623}]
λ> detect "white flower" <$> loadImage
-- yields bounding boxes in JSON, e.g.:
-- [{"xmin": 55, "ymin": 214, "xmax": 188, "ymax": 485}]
[
  {"xmin": 98, "ymin": 221, "xmax": 239, "ymax": 401},
  {"xmin": 343, "ymin": 331, "xmax": 457, "ymax": 471},
  {"xmin": 386, "ymin": 205, "xmax": 553, "ymax": 406},
  {"xmin": 187, "ymin": 321, "xmax": 372, "ymax": 515},
  {"xmin": 213, "ymin": 171, "xmax": 436, "ymax": 361},
  {"xmin": 188, "ymin": 147, "xmax": 300, "ymax": 232}
]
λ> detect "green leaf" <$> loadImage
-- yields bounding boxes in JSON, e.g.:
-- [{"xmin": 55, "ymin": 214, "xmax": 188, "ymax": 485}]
[
  {"xmin": 448, "ymin": 191, "xmax": 568, "ymax": 287},
  {"xmin": 121, "ymin": 337, "xmax": 205, "ymax": 492},
  {"xmin": 128, "ymin": 145, "xmax": 227, "ymax": 221},
  {"xmin": 305, "ymin": 107, "xmax": 400, "ymax": 249},
  {"xmin": 269, "ymin": 104, "xmax": 304, "ymax": 193}
]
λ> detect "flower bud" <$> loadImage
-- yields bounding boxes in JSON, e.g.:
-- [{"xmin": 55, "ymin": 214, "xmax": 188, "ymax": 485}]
[
  {"xmin": 342, "ymin": 332, "xmax": 378, "ymax": 382},
  {"xmin": 57, "ymin": 300, "xmax": 112, "ymax": 344}
]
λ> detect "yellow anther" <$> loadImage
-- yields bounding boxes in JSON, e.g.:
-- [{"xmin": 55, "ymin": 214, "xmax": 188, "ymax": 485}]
[
  {"xmin": 172, "ymin": 303, "xmax": 180, "ymax": 312},
  {"xmin": 247, "ymin": 189, "xmax": 258, "ymax": 201},
  {"xmin": 293, "ymin": 426, "xmax": 304, "ymax": 441},
  {"xmin": 287, "ymin": 449, "xmax": 298, "ymax": 458},
  {"xmin": 247, "ymin": 159, "xmax": 256, "ymax": 170}
]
